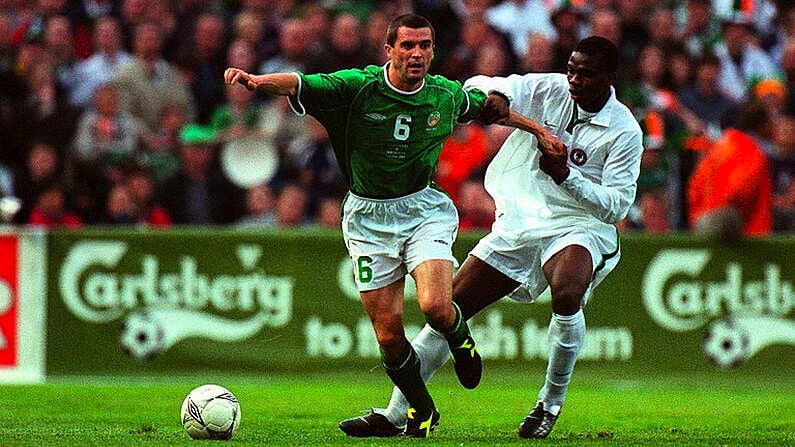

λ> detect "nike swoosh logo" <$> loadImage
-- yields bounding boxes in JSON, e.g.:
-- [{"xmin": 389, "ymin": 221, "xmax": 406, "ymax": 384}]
[{"xmin": 543, "ymin": 120, "xmax": 555, "ymax": 127}]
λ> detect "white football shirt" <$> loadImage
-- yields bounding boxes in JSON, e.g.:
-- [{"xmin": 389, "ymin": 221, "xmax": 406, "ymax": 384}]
[{"xmin": 464, "ymin": 73, "xmax": 643, "ymax": 242}]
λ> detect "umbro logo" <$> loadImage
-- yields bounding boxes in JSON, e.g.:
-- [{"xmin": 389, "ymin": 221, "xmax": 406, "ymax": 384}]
[{"xmin": 365, "ymin": 112, "xmax": 387, "ymax": 120}]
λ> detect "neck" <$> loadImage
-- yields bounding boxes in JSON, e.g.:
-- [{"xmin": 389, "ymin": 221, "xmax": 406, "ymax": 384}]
[
  {"xmin": 580, "ymin": 88, "xmax": 611, "ymax": 113},
  {"xmin": 386, "ymin": 62, "xmax": 421, "ymax": 92}
]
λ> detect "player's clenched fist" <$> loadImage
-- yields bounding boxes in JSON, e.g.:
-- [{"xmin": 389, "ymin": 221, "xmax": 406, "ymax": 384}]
[{"xmin": 224, "ymin": 67, "xmax": 254, "ymax": 90}]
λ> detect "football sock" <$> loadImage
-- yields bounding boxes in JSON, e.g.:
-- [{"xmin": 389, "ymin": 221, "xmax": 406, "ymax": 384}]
[
  {"xmin": 439, "ymin": 302, "xmax": 470, "ymax": 347},
  {"xmin": 538, "ymin": 310, "xmax": 585, "ymax": 410},
  {"xmin": 382, "ymin": 325, "xmax": 449, "ymax": 425},
  {"xmin": 382, "ymin": 342, "xmax": 435, "ymax": 417}
]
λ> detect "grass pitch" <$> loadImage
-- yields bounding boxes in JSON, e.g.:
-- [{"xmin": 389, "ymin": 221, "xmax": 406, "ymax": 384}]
[{"xmin": 0, "ymin": 367, "xmax": 792, "ymax": 446}]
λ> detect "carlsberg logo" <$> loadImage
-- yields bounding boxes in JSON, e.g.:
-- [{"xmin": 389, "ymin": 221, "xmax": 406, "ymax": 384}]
[
  {"xmin": 641, "ymin": 249, "xmax": 794, "ymax": 331},
  {"xmin": 59, "ymin": 240, "xmax": 293, "ymax": 325}
]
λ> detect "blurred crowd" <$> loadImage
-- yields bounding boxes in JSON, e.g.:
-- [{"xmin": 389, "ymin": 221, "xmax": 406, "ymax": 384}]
[{"xmin": 0, "ymin": 0, "xmax": 793, "ymax": 236}]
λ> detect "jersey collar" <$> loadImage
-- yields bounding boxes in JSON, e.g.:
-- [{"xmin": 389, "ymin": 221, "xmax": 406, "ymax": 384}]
[{"xmin": 383, "ymin": 62, "xmax": 425, "ymax": 95}]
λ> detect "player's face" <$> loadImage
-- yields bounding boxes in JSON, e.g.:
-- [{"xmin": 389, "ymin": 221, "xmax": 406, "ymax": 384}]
[
  {"xmin": 386, "ymin": 26, "xmax": 434, "ymax": 90},
  {"xmin": 566, "ymin": 51, "xmax": 615, "ymax": 112}
]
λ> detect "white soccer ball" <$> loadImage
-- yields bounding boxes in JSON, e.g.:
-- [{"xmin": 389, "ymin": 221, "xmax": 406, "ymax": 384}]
[{"xmin": 181, "ymin": 384, "xmax": 241, "ymax": 440}]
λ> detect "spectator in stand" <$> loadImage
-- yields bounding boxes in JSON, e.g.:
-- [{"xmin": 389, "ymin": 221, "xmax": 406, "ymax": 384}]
[
  {"xmin": 363, "ymin": 9, "xmax": 390, "ymax": 65},
  {"xmin": 272, "ymin": 182, "xmax": 310, "ymax": 229},
  {"xmin": 117, "ymin": 0, "xmax": 149, "ymax": 51},
  {"xmin": 10, "ymin": 61, "xmax": 78, "ymax": 165},
  {"xmin": 44, "ymin": 15, "xmax": 78, "ymax": 99},
  {"xmin": 483, "ymin": 0, "xmax": 556, "ymax": 59},
  {"xmin": 440, "ymin": 16, "xmax": 501, "ymax": 82},
  {"xmin": 435, "ymin": 124, "xmax": 490, "ymax": 205},
  {"xmin": 715, "ymin": 13, "xmax": 781, "ymax": 103},
  {"xmin": 314, "ymin": 194, "xmax": 342, "ymax": 229},
  {"xmin": 616, "ymin": 0, "xmax": 649, "ymax": 60},
  {"xmin": 125, "ymin": 163, "xmax": 170, "ymax": 227},
  {"xmin": 139, "ymin": 102, "xmax": 186, "ymax": 183},
  {"xmin": 780, "ymin": 37, "xmax": 795, "ymax": 109},
  {"xmin": 294, "ymin": 117, "xmax": 345, "ymax": 218},
  {"xmin": 687, "ymin": 101, "xmax": 774, "ymax": 239},
  {"xmin": 185, "ymin": 12, "xmax": 227, "ymax": 124},
  {"xmin": 157, "ymin": 124, "xmax": 244, "ymax": 225},
  {"xmin": 226, "ymin": 38, "xmax": 258, "ymax": 75},
  {"xmin": 549, "ymin": 3, "xmax": 584, "ymax": 73},
  {"xmin": 13, "ymin": 140, "xmax": 61, "ymax": 223},
  {"xmin": 589, "ymin": 8, "xmax": 634, "ymax": 93},
  {"xmin": 520, "ymin": 33, "xmax": 555, "ymax": 74},
  {"xmin": 102, "ymin": 182, "xmax": 138, "ymax": 224},
  {"xmin": 259, "ymin": 18, "xmax": 309, "ymax": 75},
  {"xmin": 304, "ymin": 12, "xmax": 369, "ymax": 73},
  {"xmin": 71, "ymin": 81, "xmax": 143, "ymax": 221},
  {"xmin": 112, "ymin": 20, "xmax": 195, "ymax": 135},
  {"xmin": 28, "ymin": 180, "xmax": 83, "ymax": 228},
  {"xmin": 236, "ymin": 182, "xmax": 276, "ymax": 228},
  {"xmin": 677, "ymin": 53, "xmax": 737, "ymax": 138},
  {"xmin": 770, "ymin": 110, "xmax": 795, "ymax": 232},
  {"xmin": 72, "ymin": 82, "xmax": 142, "ymax": 165},
  {"xmin": 473, "ymin": 42, "xmax": 513, "ymax": 78},
  {"xmin": 647, "ymin": 7, "xmax": 678, "ymax": 50},
  {"xmin": 232, "ymin": 10, "xmax": 266, "ymax": 62},
  {"xmin": 456, "ymin": 178, "xmax": 495, "ymax": 232},
  {"xmin": 679, "ymin": 0, "xmax": 722, "ymax": 57},
  {"xmin": 71, "ymin": 16, "xmax": 131, "ymax": 108}
]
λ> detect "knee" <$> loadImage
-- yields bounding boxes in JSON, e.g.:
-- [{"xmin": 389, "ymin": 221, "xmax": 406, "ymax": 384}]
[
  {"xmin": 417, "ymin": 299, "xmax": 453, "ymax": 329},
  {"xmin": 550, "ymin": 284, "xmax": 585, "ymax": 316},
  {"xmin": 376, "ymin": 331, "xmax": 408, "ymax": 358}
]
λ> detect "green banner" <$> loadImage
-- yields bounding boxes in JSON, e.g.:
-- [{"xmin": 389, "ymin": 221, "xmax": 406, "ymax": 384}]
[{"xmin": 46, "ymin": 230, "xmax": 795, "ymax": 374}]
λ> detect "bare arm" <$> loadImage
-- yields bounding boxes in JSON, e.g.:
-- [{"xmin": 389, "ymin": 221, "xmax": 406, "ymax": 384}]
[
  {"xmin": 224, "ymin": 67, "xmax": 298, "ymax": 97},
  {"xmin": 499, "ymin": 109, "xmax": 567, "ymax": 157}
]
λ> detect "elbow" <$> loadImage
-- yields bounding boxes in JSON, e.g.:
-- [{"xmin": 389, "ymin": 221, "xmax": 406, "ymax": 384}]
[{"xmin": 600, "ymin": 197, "xmax": 633, "ymax": 224}]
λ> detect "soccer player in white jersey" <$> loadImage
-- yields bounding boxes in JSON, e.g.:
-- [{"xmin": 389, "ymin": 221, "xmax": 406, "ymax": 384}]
[
  {"xmin": 338, "ymin": 36, "xmax": 643, "ymax": 439},
  {"xmin": 224, "ymin": 14, "xmax": 521, "ymax": 438}
]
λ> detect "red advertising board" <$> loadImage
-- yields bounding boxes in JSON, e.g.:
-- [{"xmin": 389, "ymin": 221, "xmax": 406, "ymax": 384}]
[{"xmin": 0, "ymin": 235, "xmax": 17, "ymax": 366}]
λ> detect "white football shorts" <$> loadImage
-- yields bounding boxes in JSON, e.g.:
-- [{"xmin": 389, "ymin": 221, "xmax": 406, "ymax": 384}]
[
  {"xmin": 342, "ymin": 186, "xmax": 459, "ymax": 292},
  {"xmin": 469, "ymin": 226, "xmax": 620, "ymax": 305}
]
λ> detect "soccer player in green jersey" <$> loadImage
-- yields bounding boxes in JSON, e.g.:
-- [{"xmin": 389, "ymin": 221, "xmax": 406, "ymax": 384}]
[{"xmin": 224, "ymin": 13, "xmax": 509, "ymax": 437}]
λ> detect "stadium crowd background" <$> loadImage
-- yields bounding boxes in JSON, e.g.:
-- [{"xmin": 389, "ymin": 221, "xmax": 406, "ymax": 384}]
[{"xmin": 0, "ymin": 0, "xmax": 793, "ymax": 236}]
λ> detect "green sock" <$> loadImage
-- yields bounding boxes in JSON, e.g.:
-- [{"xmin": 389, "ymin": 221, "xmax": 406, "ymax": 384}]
[
  {"xmin": 439, "ymin": 302, "xmax": 469, "ymax": 347},
  {"xmin": 382, "ymin": 344, "xmax": 435, "ymax": 414}
]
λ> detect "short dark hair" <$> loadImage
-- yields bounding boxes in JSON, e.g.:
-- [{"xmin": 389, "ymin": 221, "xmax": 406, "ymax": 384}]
[
  {"xmin": 385, "ymin": 13, "xmax": 434, "ymax": 46},
  {"xmin": 574, "ymin": 36, "xmax": 618, "ymax": 74}
]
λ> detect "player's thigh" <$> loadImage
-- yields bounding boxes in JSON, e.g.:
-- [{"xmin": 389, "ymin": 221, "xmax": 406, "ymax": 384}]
[
  {"xmin": 468, "ymin": 232, "xmax": 548, "ymax": 303},
  {"xmin": 411, "ymin": 259, "xmax": 453, "ymax": 305},
  {"xmin": 453, "ymin": 255, "xmax": 520, "ymax": 320},
  {"xmin": 403, "ymin": 189, "xmax": 459, "ymax": 273},
  {"xmin": 541, "ymin": 228, "xmax": 620, "ymax": 306}
]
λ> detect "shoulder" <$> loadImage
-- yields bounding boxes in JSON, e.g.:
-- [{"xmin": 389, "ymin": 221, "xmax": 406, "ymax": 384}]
[
  {"xmin": 425, "ymin": 73, "xmax": 464, "ymax": 91},
  {"xmin": 608, "ymin": 99, "xmax": 643, "ymax": 140}
]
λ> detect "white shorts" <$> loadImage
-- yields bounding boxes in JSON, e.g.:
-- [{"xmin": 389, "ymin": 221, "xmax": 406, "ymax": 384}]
[
  {"xmin": 469, "ymin": 227, "xmax": 620, "ymax": 304},
  {"xmin": 342, "ymin": 186, "xmax": 459, "ymax": 292}
]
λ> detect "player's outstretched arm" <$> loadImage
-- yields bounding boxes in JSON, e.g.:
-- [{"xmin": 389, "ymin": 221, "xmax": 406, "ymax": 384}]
[
  {"xmin": 499, "ymin": 110, "xmax": 567, "ymax": 156},
  {"xmin": 224, "ymin": 67, "xmax": 298, "ymax": 97}
]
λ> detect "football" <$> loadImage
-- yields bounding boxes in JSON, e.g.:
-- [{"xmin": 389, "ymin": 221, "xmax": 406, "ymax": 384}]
[{"xmin": 180, "ymin": 384, "xmax": 241, "ymax": 440}]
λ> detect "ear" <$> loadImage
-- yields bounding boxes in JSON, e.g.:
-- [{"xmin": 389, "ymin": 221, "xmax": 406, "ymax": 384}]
[{"xmin": 384, "ymin": 43, "xmax": 392, "ymax": 59}]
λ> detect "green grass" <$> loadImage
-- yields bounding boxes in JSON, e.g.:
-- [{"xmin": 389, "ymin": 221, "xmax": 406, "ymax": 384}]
[{"xmin": 0, "ymin": 368, "xmax": 792, "ymax": 446}]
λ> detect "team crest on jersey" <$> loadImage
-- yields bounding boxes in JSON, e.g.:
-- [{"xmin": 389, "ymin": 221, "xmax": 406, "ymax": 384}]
[
  {"xmin": 570, "ymin": 148, "xmax": 587, "ymax": 166},
  {"xmin": 427, "ymin": 111, "xmax": 441, "ymax": 127}
]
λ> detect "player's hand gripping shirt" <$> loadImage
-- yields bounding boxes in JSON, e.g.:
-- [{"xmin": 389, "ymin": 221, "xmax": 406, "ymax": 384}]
[
  {"xmin": 464, "ymin": 73, "xmax": 643, "ymax": 241},
  {"xmin": 289, "ymin": 64, "xmax": 487, "ymax": 198}
]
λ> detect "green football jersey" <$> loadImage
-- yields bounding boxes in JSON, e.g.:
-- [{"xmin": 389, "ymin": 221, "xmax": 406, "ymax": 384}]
[{"xmin": 289, "ymin": 64, "xmax": 487, "ymax": 198}]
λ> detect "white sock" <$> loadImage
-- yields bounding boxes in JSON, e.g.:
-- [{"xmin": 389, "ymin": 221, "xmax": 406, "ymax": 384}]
[
  {"xmin": 537, "ymin": 310, "xmax": 585, "ymax": 412},
  {"xmin": 379, "ymin": 325, "xmax": 450, "ymax": 426}
]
